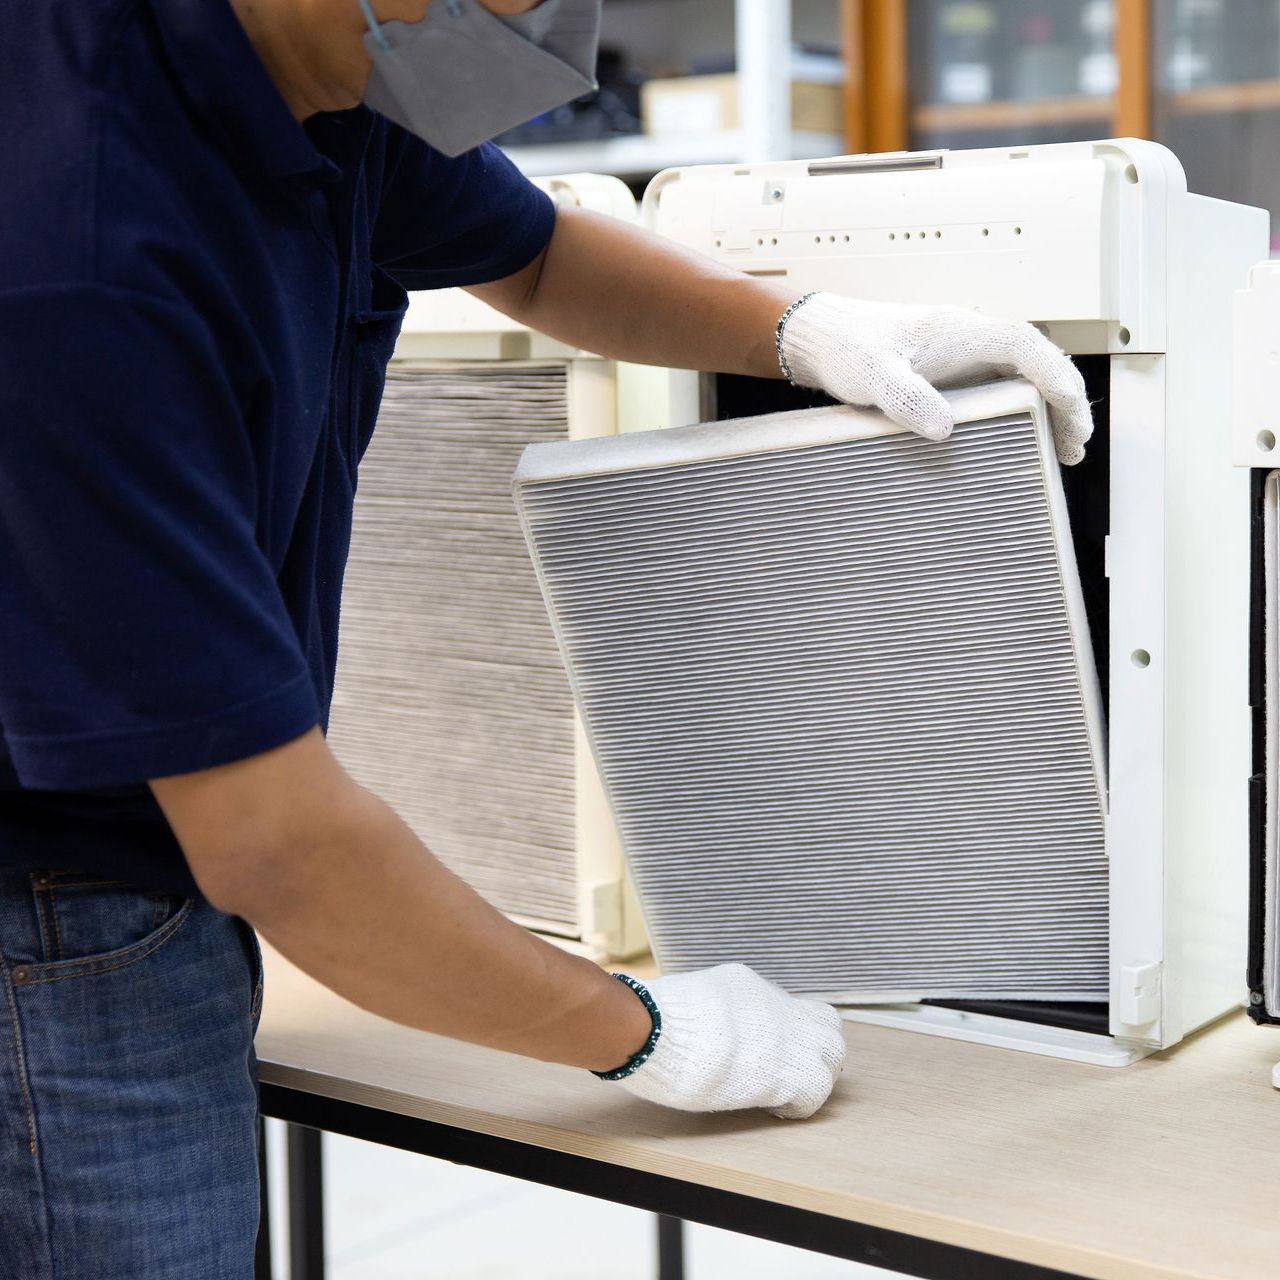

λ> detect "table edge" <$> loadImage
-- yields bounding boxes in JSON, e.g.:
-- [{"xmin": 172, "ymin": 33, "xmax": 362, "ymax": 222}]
[{"xmin": 256, "ymin": 1060, "xmax": 1209, "ymax": 1280}]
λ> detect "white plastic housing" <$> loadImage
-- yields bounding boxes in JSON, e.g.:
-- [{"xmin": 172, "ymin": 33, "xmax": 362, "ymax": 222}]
[{"xmin": 1232, "ymin": 260, "xmax": 1280, "ymax": 468}]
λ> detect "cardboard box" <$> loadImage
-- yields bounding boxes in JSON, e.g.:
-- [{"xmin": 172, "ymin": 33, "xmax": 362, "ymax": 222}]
[{"xmin": 640, "ymin": 73, "xmax": 843, "ymax": 137}]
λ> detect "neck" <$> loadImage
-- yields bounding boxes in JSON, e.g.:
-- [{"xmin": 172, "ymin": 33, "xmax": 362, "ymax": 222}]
[{"xmin": 229, "ymin": 0, "xmax": 374, "ymax": 121}]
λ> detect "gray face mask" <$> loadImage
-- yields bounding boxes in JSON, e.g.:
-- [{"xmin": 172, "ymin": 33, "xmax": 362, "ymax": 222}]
[{"xmin": 357, "ymin": 0, "xmax": 600, "ymax": 157}]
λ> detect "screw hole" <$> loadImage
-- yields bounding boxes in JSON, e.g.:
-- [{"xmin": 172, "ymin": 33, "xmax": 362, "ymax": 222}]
[
  {"xmin": 1117, "ymin": 326, "xmax": 1131, "ymax": 346},
  {"xmin": 889, "ymin": 232, "xmax": 896, "ymax": 241},
  {"xmin": 1259, "ymin": 429, "xmax": 1277, "ymax": 452},
  {"xmin": 770, "ymin": 236, "xmax": 777, "ymax": 245},
  {"xmin": 843, "ymin": 234, "xmax": 850, "ymax": 242},
  {"xmin": 714, "ymin": 239, "xmax": 721, "ymax": 248},
  {"xmin": 1124, "ymin": 163, "xmax": 1139, "ymax": 184},
  {"xmin": 981, "ymin": 227, "xmax": 989, "ymax": 236},
  {"xmin": 1014, "ymin": 226, "xmax": 1023, "ymax": 236},
  {"xmin": 934, "ymin": 230, "xmax": 942, "ymax": 238},
  {"xmin": 1131, "ymin": 649, "xmax": 1152, "ymax": 669}
]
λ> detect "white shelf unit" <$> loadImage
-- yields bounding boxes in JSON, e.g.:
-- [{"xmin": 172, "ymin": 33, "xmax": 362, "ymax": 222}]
[{"xmin": 505, "ymin": 0, "xmax": 847, "ymax": 177}]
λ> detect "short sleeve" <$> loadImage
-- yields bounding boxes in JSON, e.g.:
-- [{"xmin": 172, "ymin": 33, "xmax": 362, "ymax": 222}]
[
  {"xmin": 0, "ymin": 284, "xmax": 319, "ymax": 789},
  {"xmin": 371, "ymin": 130, "xmax": 557, "ymax": 290}
]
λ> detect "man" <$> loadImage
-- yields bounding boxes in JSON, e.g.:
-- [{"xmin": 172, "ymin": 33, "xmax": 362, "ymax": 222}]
[{"xmin": 0, "ymin": 1, "xmax": 1092, "ymax": 1275}]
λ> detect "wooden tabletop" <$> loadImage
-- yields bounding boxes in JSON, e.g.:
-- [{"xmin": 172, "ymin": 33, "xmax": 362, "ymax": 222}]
[{"xmin": 255, "ymin": 948, "xmax": 1280, "ymax": 1280}]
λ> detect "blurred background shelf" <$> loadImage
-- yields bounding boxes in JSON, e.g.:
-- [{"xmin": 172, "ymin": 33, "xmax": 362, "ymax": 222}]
[
  {"xmin": 495, "ymin": 0, "xmax": 847, "ymax": 190},
  {"xmin": 507, "ymin": 130, "xmax": 846, "ymax": 178},
  {"xmin": 1166, "ymin": 77, "xmax": 1280, "ymax": 115},
  {"xmin": 912, "ymin": 94, "xmax": 1115, "ymax": 132}
]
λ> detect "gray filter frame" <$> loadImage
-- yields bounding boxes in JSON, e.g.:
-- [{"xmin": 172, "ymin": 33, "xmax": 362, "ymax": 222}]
[{"xmin": 514, "ymin": 380, "xmax": 1109, "ymax": 1003}]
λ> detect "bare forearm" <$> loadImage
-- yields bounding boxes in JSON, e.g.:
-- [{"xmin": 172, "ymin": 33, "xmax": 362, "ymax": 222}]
[
  {"xmin": 469, "ymin": 205, "xmax": 799, "ymax": 376},
  {"xmin": 152, "ymin": 733, "xmax": 649, "ymax": 1073}
]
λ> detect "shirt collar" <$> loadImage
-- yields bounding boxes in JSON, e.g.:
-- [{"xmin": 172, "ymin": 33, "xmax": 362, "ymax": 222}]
[{"xmin": 148, "ymin": 0, "xmax": 334, "ymax": 184}]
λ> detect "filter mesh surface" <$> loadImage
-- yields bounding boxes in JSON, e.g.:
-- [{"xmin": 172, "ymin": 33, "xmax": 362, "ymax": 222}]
[
  {"xmin": 518, "ymin": 410, "xmax": 1108, "ymax": 999},
  {"xmin": 329, "ymin": 363, "xmax": 579, "ymax": 932}
]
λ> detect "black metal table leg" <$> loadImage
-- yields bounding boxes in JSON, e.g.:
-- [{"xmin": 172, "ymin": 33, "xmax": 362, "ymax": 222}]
[
  {"xmin": 656, "ymin": 1214, "xmax": 686, "ymax": 1280},
  {"xmin": 287, "ymin": 1124, "xmax": 326, "ymax": 1280},
  {"xmin": 255, "ymin": 1114, "xmax": 273, "ymax": 1280}
]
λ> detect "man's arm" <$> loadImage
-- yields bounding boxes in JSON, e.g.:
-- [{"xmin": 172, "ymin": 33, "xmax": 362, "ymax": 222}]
[
  {"xmin": 468, "ymin": 204, "xmax": 1094, "ymax": 464},
  {"xmin": 467, "ymin": 205, "xmax": 798, "ymax": 377},
  {"xmin": 149, "ymin": 729, "xmax": 652, "ymax": 1072}
]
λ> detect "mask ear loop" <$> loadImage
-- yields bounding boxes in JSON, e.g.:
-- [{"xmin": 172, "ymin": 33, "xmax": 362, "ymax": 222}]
[{"xmin": 357, "ymin": 0, "xmax": 392, "ymax": 51}]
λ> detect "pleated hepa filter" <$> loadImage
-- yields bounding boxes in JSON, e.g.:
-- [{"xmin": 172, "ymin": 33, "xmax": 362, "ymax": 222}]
[
  {"xmin": 515, "ymin": 381, "xmax": 1109, "ymax": 1002},
  {"xmin": 328, "ymin": 361, "xmax": 580, "ymax": 933}
]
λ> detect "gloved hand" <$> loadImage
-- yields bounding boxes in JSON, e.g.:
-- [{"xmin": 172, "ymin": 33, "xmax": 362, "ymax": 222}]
[
  {"xmin": 777, "ymin": 291, "xmax": 1094, "ymax": 465},
  {"xmin": 599, "ymin": 964, "xmax": 846, "ymax": 1120}
]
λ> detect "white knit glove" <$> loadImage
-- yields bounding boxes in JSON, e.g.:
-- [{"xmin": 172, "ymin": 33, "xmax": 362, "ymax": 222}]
[
  {"xmin": 777, "ymin": 291, "xmax": 1094, "ymax": 465},
  {"xmin": 600, "ymin": 965, "xmax": 846, "ymax": 1120}
]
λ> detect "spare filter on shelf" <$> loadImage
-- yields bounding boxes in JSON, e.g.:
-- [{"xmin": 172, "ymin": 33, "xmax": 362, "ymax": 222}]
[{"xmin": 515, "ymin": 381, "xmax": 1109, "ymax": 1003}]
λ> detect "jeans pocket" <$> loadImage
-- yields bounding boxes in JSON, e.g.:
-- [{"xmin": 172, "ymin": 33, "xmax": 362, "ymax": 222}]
[
  {"xmin": 240, "ymin": 920, "xmax": 265, "ymax": 1033},
  {"xmin": 13, "ymin": 871, "xmax": 195, "ymax": 987}
]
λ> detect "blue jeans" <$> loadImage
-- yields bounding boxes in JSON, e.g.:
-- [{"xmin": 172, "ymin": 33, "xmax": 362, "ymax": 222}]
[{"xmin": 0, "ymin": 868, "xmax": 262, "ymax": 1278}]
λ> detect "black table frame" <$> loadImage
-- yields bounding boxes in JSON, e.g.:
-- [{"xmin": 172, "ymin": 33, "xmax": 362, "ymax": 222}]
[{"xmin": 254, "ymin": 1080, "xmax": 1085, "ymax": 1280}]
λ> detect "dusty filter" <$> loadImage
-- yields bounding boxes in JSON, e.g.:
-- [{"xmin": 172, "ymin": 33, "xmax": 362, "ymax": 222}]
[
  {"xmin": 515, "ymin": 382, "xmax": 1109, "ymax": 1003},
  {"xmin": 328, "ymin": 362, "xmax": 580, "ymax": 934}
]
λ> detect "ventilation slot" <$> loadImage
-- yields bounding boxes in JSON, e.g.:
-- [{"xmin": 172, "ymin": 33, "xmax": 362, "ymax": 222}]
[
  {"xmin": 329, "ymin": 362, "xmax": 579, "ymax": 934},
  {"xmin": 517, "ymin": 400, "xmax": 1108, "ymax": 1001}
]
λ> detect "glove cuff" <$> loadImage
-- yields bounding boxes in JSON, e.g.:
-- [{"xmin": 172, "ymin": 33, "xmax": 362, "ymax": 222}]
[{"xmin": 590, "ymin": 973, "xmax": 663, "ymax": 1081}]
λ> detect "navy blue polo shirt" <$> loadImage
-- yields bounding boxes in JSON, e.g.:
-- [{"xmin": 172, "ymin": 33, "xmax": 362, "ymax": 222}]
[{"xmin": 0, "ymin": 0, "xmax": 556, "ymax": 893}]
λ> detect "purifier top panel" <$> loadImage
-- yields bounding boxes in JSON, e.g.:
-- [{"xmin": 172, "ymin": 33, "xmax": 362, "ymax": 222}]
[
  {"xmin": 516, "ymin": 381, "xmax": 1109, "ymax": 1003},
  {"xmin": 642, "ymin": 138, "xmax": 1217, "ymax": 353}
]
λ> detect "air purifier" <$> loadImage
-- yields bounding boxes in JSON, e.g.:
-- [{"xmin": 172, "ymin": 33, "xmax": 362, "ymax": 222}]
[{"xmin": 516, "ymin": 139, "xmax": 1269, "ymax": 1064}]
